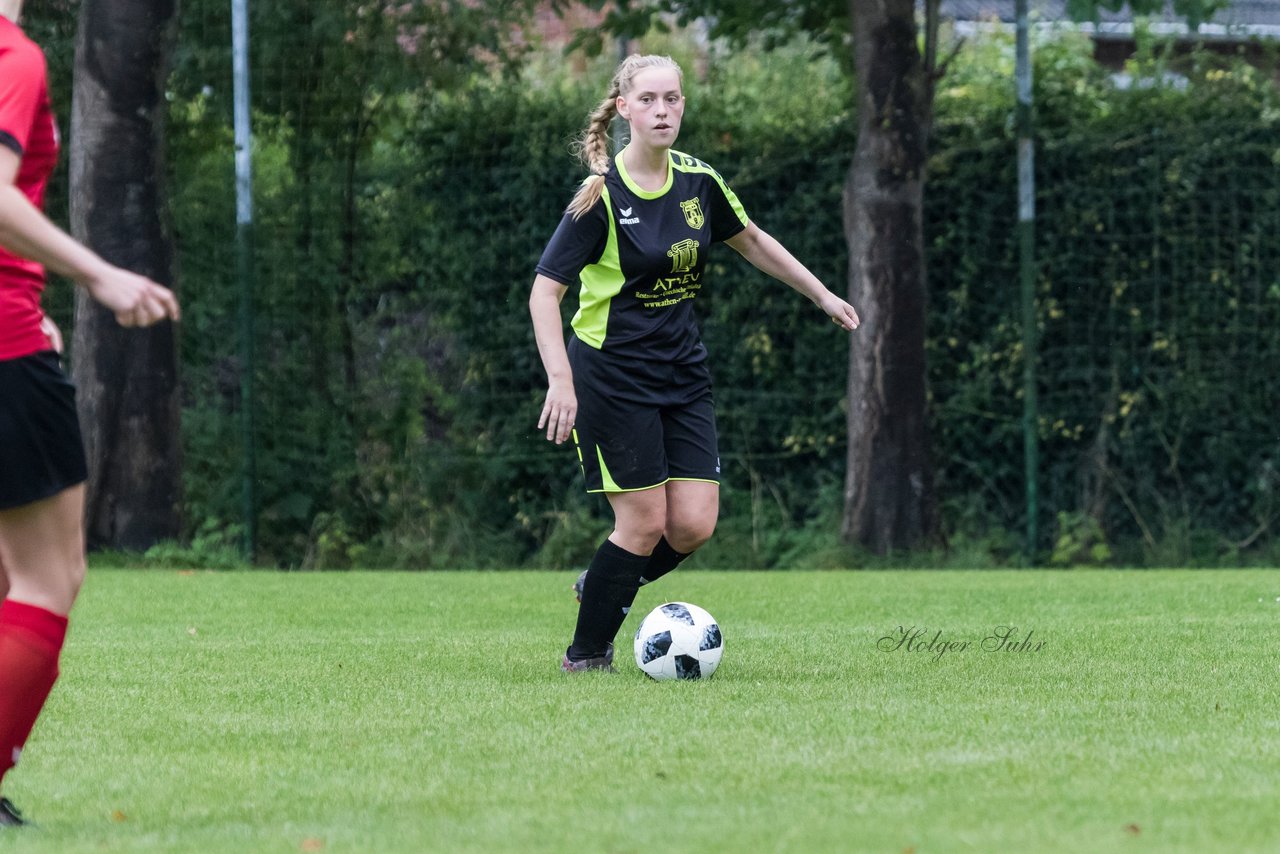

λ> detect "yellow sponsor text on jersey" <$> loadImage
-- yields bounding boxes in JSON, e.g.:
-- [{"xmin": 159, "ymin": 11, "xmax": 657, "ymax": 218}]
[{"xmin": 651, "ymin": 271, "xmax": 701, "ymax": 294}]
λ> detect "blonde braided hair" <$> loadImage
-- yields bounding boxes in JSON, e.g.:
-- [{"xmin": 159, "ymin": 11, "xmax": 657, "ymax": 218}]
[{"xmin": 566, "ymin": 54, "xmax": 683, "ymax": 220}]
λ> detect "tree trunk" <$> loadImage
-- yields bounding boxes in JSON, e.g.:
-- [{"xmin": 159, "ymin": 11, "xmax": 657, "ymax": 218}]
[
  {"xmin": 69, "ymin": 0, "xmax": 181, "ymax": 551},
  {"xmin": 842, "ymin": 0, "xmax": 939, "ymax": 553}
]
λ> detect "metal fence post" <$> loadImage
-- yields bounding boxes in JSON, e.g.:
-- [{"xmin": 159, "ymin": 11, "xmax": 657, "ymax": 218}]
[
  {"xmin": 232, "ymin": 0, "xmax": 257, "ymax": 560},
  {"xmin": 1017, "ymin": 0, "xmax": 1039, "ymax": 564}
]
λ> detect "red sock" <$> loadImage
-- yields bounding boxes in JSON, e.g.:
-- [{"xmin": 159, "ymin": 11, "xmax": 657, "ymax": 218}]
[{"xmin": 0, "ymin": 599, "xmax": 68, "ymax": 785}]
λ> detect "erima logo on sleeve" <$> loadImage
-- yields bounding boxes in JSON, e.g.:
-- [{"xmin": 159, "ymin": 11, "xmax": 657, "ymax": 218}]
[{"xmin": 619, "ymin": 206, "xmax": 640, "ymax": 225}]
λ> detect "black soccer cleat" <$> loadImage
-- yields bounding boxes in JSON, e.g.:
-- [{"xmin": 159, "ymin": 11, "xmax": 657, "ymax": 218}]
[
  {"xmin": 0, "ymin": 797, "xmax": 28, "ymax": 828},
  {"xmin": 560, "ymin": 643, "xmax": 615, "ymax": 673}
]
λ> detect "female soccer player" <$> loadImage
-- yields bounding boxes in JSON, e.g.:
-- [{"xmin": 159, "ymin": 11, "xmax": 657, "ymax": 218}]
[
  {"xmin": 530, "ymin": 54, "xmax": 859, "ymax": 672},
  {"xmin": 0, "ymin": 1, "xmax": 180, "ymax": 826}
]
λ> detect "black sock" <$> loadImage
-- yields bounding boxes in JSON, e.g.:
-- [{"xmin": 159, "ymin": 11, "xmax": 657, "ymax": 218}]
[
  {"xmin": 638, "ymin": 536, "xmax": 690, "ymax": 586},
  {"xmin": 568, "ymin": 539, "xmax": 650, "ymax": 660}
]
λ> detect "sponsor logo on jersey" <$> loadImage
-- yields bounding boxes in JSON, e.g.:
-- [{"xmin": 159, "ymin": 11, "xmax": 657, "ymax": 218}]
[
  {"xmin": 618, "ymin": 205, "xmax": 639, "ymax": 225},
  {"xmin": 639, "ymin": 239, "xmax": 703, "ymax": 305},
  {"xmin": 667, "ymin": 238, "xmax": 699, "ymax": 274},
  {"xmin": 680, "ymin": 198, "xmax": 704, "ymax": 229}
]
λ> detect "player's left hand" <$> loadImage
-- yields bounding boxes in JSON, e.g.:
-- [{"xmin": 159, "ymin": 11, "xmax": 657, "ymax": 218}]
[
  {"xmin": 84, "ymin": 264, "xmax": 182, "ymax": 328},
  {"xmin": 819, "ymin": 292, "xmax": 860, "ymax": 331},
  {"xmin": 40, "ymin": 314, "xmax": 64, "ymax": 353}
]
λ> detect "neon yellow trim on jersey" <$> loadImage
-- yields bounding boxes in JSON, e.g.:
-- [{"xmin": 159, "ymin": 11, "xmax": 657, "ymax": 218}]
[
  {"xmin": 669, "ymin": 149, "xmax": 750, "ymax": 229},
  {"xmin": 615, "ymin": 148, "xmax": 673, "ymax": 199},
  {"xmin": 570, "ymin": 185, "xmax": 624, "ymax": 349}
]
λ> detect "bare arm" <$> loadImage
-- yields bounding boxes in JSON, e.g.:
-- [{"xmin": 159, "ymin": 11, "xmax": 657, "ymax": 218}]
[
  {"xmin": 0, "ymin": 149, "xmax": 180, "ymax": 327},
  {"xmin": 726, "ymin": 221, "xmax": 859, "ymax": 332},
  {"xmin": 529, "ymin": 273, "xmax": 575, "ymax": 444}
]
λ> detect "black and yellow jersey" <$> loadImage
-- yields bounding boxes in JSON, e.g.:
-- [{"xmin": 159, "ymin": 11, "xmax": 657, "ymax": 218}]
[{"xmin": 536, "ymin": 147, "xmax": 749, "ymax": 364}]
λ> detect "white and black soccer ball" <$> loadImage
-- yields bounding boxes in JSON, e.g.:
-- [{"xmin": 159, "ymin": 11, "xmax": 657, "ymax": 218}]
[{"xmin": 633, "ymin": 602, "xmax": 723, "ymax": 680}]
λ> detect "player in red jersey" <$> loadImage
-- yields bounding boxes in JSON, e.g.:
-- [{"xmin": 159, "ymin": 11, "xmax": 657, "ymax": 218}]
[{"xmin": 0, "ymin": 1, "xmax": 180, "ymax": 827}]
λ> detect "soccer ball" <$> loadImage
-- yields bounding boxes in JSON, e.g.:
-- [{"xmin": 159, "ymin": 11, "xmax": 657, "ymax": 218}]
[{"xmin": 633, "ymin": 602, "xmax": 724, "ymax": 680}]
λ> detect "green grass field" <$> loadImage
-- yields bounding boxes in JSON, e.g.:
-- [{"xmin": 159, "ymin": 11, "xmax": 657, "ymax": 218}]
[{"xmin": 2, "ymin": 569, "xmax": 1278, "ymax": 853}]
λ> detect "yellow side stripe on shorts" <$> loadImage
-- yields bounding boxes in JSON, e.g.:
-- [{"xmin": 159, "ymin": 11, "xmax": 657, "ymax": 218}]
[
  {"xmin": 595, "ymin": 444, "xmax": 622, "ymax": 492},
  {"xmin": 587, "ymin": 478, "xmax": 670, "ymax": 494}
]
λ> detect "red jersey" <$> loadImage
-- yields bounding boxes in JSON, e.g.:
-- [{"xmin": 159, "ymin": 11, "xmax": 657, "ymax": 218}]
[{"xmin": 0, "ymin": 17, "xmax": 59, "ymax": 360}]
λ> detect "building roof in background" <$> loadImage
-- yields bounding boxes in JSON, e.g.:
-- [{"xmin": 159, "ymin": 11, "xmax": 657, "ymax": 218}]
[{"xmin": 941, "ymin": 1, "xmax": 1280, "ymax": 30}]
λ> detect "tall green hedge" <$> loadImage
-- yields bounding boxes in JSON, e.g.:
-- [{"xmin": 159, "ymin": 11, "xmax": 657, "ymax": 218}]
[{"xmin": 26, "ymin": 11, "xmax": 1280, "ymax": 567}]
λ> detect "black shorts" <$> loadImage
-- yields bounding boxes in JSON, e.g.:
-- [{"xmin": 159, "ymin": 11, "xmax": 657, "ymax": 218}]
[
  {"xmin": 0, "ymin": 350, "xmax": 89, "ymax": 511},
  {"xmin": 569, "ymin": 336, "xmax": 720, "ymax": 493}
]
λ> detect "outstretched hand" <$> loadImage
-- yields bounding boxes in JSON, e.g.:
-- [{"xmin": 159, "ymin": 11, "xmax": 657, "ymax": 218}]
[
  {"xmin": 820, "ymin": 292, "xmax": 860, "ymax": 332},
  {"xmin": 85, "ymin": 266, "xmax": 181, "ymax": 328}
]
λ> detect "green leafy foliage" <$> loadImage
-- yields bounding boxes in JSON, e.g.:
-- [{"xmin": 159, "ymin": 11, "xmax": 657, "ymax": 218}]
[
  {"xmin": 18, "ymin": 8, "xmax": 1280, "ymax": 567},
  {"xmin": 1050, "ymin": 511, "xmax": 1113, "ymax": 566},
  {"xmin": 929, "ymin": 32, "xmax": 1280, "ymax": 565},
  {"xmin": 566, "ymin": 0, "xmax": 846, "ymax": 56}
]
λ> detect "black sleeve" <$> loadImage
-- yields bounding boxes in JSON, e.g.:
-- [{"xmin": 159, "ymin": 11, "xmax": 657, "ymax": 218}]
[
  {"xmin": 707, "ymin": 170, "xmax": 750, "ymax": 244},
  {"xmin": 534, "ymin": 200, "xmax": 608, "ymax": 286}
]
